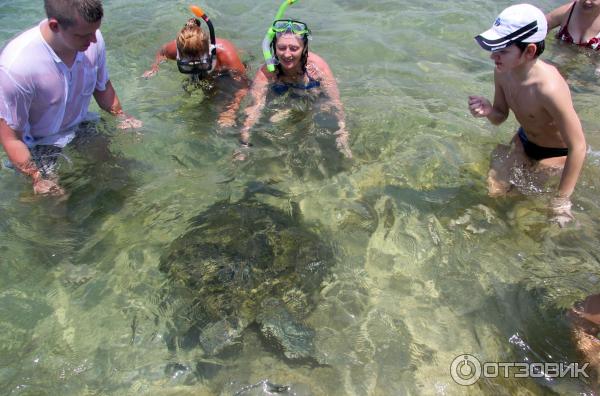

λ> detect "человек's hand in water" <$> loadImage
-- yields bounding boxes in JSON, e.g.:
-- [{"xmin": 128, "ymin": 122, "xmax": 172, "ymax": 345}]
[
  {"xmin": 549, "ymin": 195, "xmax": 575, "ymax": 227},
  {"xmin": 33, "ymin": 174, "xmax": 65, "ymax": 196},
  {"xmin": 116, "ymin": 113, "xmax": 143, "ymax": 130},
  {"xmin": 142, "ymin": 66, "xmax": 158, "ymax": 79},
  {"xmin": 468, "ymin": 95, "xmax": 493, "ymax": 118}
]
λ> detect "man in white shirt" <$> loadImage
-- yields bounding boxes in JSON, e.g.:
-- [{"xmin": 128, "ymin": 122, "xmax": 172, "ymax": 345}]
[{"xmin": 0, "ymin": 0, "xmax": 142, "ymax": 195}]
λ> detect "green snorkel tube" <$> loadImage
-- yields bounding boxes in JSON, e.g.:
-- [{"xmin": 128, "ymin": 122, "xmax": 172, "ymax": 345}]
[{"xmin": 262, "ymin": 0, "xmax": 299, "ymax": 72}]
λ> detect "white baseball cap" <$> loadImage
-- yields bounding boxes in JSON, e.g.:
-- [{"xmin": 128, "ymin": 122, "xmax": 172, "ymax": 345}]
[{"xmin": 475, "ymin": 4, "xmax": 547, "ymax": 51}]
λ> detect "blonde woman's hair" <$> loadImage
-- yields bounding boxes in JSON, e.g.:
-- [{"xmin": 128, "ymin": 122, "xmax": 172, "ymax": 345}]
[{"xmin": 176, "ymin": 18, "xmax": 209, "ymax": 58}]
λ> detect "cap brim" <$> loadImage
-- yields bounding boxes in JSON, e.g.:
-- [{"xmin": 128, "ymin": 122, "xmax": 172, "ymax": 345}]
[
  {"xmin": 475, "ymin": 21, "xmax": 540, "ymax": 52},
  {"xmin": 475, "ymin": 33, "xmax": 511, "ymax": 52}
]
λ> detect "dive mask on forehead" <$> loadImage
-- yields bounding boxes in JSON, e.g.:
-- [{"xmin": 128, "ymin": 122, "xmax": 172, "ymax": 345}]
[
  {"xmin": 272, "ymin": 19, "xmax": 310, "ymax": 35},
  {"xmin": 262, "ymin": 0, "xmax": 300, "ymax": 72},
  {"xmin": 178, "ymin": 5, "xmax": 217, "ymax": 78}
]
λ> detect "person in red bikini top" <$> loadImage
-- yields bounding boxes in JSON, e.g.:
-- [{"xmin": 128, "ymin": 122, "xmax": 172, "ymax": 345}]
[{"xmin": 546, "ymin": 0, "xmax": 600, "ymax": 49}]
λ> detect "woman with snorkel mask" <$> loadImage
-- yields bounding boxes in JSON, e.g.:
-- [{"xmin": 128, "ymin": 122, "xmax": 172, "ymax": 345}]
[
  {"xmin": 238, "ymin": 15, "xmax": 352, "ymax": 159},
  {"xmin": 142, "ymin": 6, "xmax": 247, "ymax": 127}
]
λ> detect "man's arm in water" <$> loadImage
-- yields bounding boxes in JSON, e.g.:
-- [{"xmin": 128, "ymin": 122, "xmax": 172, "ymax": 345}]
[
  {"xmin": 0, "ymin": 119, "xmax": 64, "ymax": 195},
  {"xmin": 94, "ymin": 80, "xmax": 143, "ymax": 129}
]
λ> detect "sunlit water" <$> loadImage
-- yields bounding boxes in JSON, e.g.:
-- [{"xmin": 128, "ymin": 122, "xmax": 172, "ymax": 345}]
[{"xmin": 2, "ymin": 0, "xmax": 600, "ymax": 394}]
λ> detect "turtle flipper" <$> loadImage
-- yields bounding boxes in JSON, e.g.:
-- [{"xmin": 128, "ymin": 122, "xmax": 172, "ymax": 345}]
[
  {"xmin": 256, "ymin": 298, "xmax": 315, "ymax": 360},
  {"xmin": 198, "ymin": 316, "xmax": 247, "ymax": 355}
]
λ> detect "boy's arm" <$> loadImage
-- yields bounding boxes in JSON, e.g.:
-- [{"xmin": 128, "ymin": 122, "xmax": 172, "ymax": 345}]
[
  {"xmin": 142, "ymin": 40, "xmax": 177, "ymax": 79},
  {"xmin": 468, "ymin": 71, "xmax": 509, "ymax": 125},
  {"xmin": 542, "ymin": 80, "xmax": 586, "ymax": 198}
]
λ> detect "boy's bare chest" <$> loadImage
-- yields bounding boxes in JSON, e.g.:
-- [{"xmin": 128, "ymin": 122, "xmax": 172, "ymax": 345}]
[{"xmin": 502, "ymin": 81, "xmax": 547, "ymax": 122}]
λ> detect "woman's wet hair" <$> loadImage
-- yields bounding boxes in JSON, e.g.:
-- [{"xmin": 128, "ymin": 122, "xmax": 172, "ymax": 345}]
[
  {"xmin": 44, "ymin": 0, "xmax": 103, "ymax": 28},
  {"xmin": 271, "ymin": 32, "xmax": 309, "ymax": 77},
  {"xmin": 176, "ymin": 18, "xmax": 209, "ymax": 59},
  {"xmin": 515, "ymin": 40, "xmax": 545, "ymax": 57}
]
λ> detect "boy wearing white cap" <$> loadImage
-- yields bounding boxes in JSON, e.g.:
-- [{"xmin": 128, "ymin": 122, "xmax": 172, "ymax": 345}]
[{"xmin": 468, "ymin": 3, "xmax": 587, "ymax": 226}]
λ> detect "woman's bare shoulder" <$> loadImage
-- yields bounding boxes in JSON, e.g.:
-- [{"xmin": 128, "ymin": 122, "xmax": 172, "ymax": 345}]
[
  {"xmin": 546, "ymin": 2, "xmax": 574, "ymax": 29},
  {"xmin": 307, "ymin": 52, "xmax": 328, "ymax": 66},
  {"xmin": 306, "ymin": 52, "xmax": 333, "ymax": 78}
]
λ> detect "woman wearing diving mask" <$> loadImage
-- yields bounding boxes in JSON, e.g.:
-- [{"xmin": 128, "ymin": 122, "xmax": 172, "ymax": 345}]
[
  {"xmin": 238, "ymin": 19, "xmax": 352, "ymax": 159},
  {"xmin": 142, "ymin": 18, "xmax": 245, "ymax": 80},
  {"xmin": 142, "ymin": 7, "xmax": 247, "ymax": 127}
]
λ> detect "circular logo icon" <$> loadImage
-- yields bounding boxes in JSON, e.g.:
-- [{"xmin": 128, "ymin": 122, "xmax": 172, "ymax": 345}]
[{"xmin": 450, "ymin": 354, "xmax": 481, "ymax": 386}]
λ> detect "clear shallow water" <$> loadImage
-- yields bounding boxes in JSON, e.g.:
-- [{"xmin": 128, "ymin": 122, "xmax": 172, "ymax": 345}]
[{"xmin": 1, "ymin": 0, "xmax": 600, "ymax": 394}]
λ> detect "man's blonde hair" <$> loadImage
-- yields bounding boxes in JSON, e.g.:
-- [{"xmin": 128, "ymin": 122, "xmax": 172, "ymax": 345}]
[{"xmin": 176, "ymin": 18, "xmax": 209, "ymax": 58}]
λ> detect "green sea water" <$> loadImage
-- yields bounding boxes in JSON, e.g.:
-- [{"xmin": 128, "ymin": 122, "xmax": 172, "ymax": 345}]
[{"xmin": 2, "ymin": 0, "xmax": 600, "ymax": 394}]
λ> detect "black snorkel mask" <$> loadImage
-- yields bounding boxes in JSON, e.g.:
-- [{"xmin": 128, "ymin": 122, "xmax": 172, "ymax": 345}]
[
  {"xmin": 176, "ymin": 5, "xmax": 217, "ymax": 79},
  {"xmin": 176, "ymin": 51, "xmax": 213, "ymax": 77}
]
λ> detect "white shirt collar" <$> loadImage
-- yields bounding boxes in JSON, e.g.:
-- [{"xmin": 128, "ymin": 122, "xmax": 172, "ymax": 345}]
[{"xmin": 38, "ymin": 19, "xmax": 83, "ymax": 67}]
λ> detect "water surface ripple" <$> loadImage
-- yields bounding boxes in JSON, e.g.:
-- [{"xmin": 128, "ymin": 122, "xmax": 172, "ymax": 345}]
[{"xmin": 1, "ymin": 0, "xmax": 599, "ymax": 394}]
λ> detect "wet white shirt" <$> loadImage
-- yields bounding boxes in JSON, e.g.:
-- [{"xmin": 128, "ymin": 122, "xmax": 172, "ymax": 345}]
[{"xmin": 0, "ymin": 20, "xmax": 109, "ymax": 148}]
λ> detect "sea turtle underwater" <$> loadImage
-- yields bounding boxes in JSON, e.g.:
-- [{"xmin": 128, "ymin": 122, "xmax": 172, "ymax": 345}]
[{"xmin": 159, "ymin": 190, "xmax": 334, "ymax": 361}]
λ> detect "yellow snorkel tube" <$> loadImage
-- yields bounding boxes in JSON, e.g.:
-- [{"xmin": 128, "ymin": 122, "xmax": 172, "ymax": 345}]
[{"xmin": 262, "ymin": 0, "xmax": 299, "ymax": 72}]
